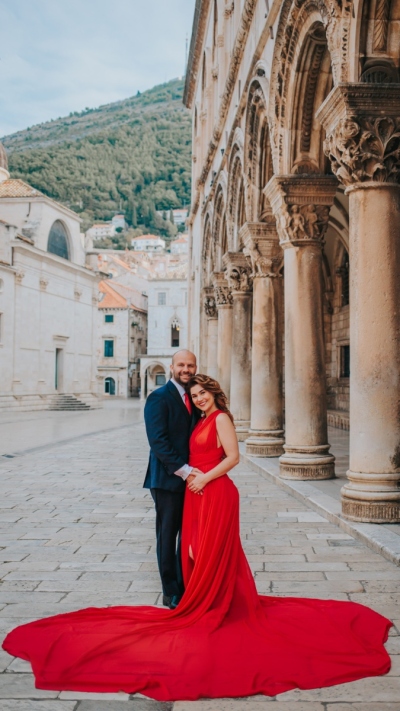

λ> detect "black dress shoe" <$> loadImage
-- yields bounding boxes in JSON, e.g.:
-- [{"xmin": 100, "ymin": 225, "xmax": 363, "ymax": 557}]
[{"xmin": 162, "ymin": 594, "xmax": 181, "ymax": 609}]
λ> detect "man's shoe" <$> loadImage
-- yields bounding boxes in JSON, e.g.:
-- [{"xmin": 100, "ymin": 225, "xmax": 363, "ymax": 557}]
[
  {"xmin": 169, "ymin": 595, "xmax": 181, "ymax": 609},
  {"xmin": 162, "ymin": 594, "xmax": 181, "ymax": 609}
]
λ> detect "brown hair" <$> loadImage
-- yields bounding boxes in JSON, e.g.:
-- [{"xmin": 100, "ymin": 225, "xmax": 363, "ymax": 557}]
[{"xmin": 187, "ymin": 374, "xmax": 234, "ymax": 423}]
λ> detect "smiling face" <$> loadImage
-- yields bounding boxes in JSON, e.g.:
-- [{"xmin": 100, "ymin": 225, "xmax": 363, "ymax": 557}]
[
  {"xmin": 170, "ymin": 350, "xmax": 197, "ymax": 386},
  {"xmin": 190, "ymin": 384, "xmax": 217, "ymax": 416}
]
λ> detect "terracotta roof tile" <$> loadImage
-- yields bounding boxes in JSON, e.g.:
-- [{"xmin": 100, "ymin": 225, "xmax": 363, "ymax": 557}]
[
  {"xmin": 0, "ymin": 179, "xmax": 45, "ymax": 199},
  {"xmin": 98, "ymin": 280, "xmax": 147, "ymax": 312}
]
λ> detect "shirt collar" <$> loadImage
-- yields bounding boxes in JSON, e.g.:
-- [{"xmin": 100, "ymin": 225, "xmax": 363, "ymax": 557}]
[{"xmin": 171, "ymin": 378, "xmax": 186, "ymax": 398}]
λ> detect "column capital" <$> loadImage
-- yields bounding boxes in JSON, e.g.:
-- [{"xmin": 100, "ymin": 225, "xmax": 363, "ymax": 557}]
[
  {"xmin": 264, "ymin": 175, "xmax": 338, "ymax": 247},
  {"xmin": 203, "ymin": 287, "xmax": 217, "ymax": 319},
  {"xmin": 316, "ymin": 83, "xmax": 400, "ymax": 188},
  {"xmin": 212, "ymin": 271, "xmax": 233, "ymax": 308},
  {"xmin": 222, "ymin": 252, "xmax": 253, "ymax": 294},
  {"xmin": 240, "ymin": 222, "xmax": 282, "ymax": 279}
]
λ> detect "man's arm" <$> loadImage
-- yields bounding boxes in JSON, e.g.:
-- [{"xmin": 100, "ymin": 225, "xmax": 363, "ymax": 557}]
[{"xmin": 144, "ymin": 393, "xmax": 187, "ymax": 476}]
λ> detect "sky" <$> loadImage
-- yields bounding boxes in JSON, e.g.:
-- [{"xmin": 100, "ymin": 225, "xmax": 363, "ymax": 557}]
[{"xmin": 0, "ymin": 0, "xmax": 196, "ymax": 137}]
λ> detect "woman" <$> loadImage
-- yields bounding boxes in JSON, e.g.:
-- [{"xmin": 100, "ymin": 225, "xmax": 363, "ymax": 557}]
[{"xmin": 2, "ymin": 375, "xmax": 392, "ymax": 701}]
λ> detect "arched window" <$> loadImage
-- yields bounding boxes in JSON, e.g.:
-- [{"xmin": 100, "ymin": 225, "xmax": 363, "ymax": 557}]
[
  {"xmin": 47, "ymin": 220, "xmax": 70, "ymax": 260},
  {"xmin": 171, "ymin": 318, "xmax": 180, "ymax": 347}
]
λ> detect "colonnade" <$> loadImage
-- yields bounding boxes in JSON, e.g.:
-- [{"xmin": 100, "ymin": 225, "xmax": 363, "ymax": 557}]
[{"xmin": 201, "ymin": 84, "xmax": 400, "ymax": 524}]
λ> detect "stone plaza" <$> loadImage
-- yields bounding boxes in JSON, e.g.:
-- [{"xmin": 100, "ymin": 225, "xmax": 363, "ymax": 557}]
[{"xmin": 0, "ymin": 401, "xmax": 399, "ymax": 710}]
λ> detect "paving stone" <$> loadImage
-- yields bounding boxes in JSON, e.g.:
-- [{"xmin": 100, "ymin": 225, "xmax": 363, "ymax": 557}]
[{"xmin": 0, "ymin": 411, "xmax": 399, "ymax": 709}]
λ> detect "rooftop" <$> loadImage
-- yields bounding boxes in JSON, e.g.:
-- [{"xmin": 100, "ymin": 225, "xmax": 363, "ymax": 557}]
[
  {"xmin": 0, "ymin": 179, "xmax": 45, "ymax": 199},
  {"xmin": 98, "ymin": 280, "xmax": 147, "ymax": 312}
]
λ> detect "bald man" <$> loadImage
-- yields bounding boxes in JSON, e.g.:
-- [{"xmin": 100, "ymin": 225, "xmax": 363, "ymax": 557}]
[{"xmin": 143, "ymin": 350, "xmax": 200, "ymax": 609}]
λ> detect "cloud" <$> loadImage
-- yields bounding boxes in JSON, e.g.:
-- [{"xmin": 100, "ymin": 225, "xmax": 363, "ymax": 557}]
[{"xmin": 0, "ymin": 0, "xmax": 195, "ymax": 136}]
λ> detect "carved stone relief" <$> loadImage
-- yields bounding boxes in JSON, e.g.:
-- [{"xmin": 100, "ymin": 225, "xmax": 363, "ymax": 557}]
[
  {"xmin": 204, "ymin": 293, "xmax": 217, "ymax": 318},
  {"xmin": 324, "ymin": 117, "xmax": 400, "ymax": 186},
  {"xmin": 222, "ymin": 252, "xmax": 253, "ymax": 293}
]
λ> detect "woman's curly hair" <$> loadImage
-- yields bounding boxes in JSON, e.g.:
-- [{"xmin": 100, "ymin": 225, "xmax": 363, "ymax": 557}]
[{"xmin": 187, "ymin": 374, "xmax": 234, "ymax": 423}]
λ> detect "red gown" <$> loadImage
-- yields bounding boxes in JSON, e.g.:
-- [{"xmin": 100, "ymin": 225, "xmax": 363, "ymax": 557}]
[{"xmin": 2, "ymin": 410, "xmax": 392, "ymax": 700}]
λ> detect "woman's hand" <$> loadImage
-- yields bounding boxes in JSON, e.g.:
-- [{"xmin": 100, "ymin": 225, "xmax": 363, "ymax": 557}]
[{"xmin": 187, "ymin": 471, "xmax": 206, "ymax": 494}]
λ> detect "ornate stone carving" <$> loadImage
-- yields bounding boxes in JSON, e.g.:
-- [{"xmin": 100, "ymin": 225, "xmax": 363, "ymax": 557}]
[
  {"xmin": 212, "ymin": 272, "xmax": 233, "ymax": 306},
  {"xmin": 317, "ymin": 84, "xmax": 400, "ymax": 187},
  {"xmin": 39, "ymin": 277, "xmax": 48, "ymax": 291},
  {"xmin": 211, "ymin": 66, "xmax": 219, "ymax": 80},
  {"xmin": 74, "ymin": 288, "xmax": 82, "ymax": 301},
  {"xmin": 324, "ymin": 117, "xmax": 400, "ymax": 186},
  {"xmin": 222, "ymin": 252, "xmax": 253, "ymax": 292},
  {"xmin": 224, "ymin": 2, "xmax": 235, "ymax": 18},
  {"xmin": 373, "ymin": 0, "xmax": 391, "ymax": 52},
  {"xmin": 15, "ymin": 271, "xmax": 25, "ymax": 284},
  {"xmin": 264, "ymin": 176, "xmax": 338, "ymax": 246},
  {"xmin": 240, "ymin": 222, "xmax": 282, "ymax": 278},
  {"xmin": 204, "ymin": 293, "xmax": 217, "ymax": 318}
]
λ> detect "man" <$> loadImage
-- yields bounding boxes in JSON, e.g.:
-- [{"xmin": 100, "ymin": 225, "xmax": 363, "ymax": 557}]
[{"xmin": 143, "ymin": 350, "xmax": 200, "ymax": 609}]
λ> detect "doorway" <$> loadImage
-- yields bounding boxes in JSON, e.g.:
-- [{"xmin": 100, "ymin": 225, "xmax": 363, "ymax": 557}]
[
  {"xmin": 105, "ymin": 377, "xmax": 116, "ymax": 395},
  {"xmin": 55, "ymin": 348, "xmax": 64, "ymax": 391}
]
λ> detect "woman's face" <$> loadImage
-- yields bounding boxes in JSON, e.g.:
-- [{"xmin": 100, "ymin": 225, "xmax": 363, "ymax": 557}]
[{"xmin": 190, "ymin": 384, "xmax": 216, "ymax": 415}]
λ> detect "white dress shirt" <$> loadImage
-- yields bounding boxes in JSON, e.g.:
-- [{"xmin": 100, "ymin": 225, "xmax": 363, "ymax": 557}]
[{"xmin": 171, "ymin": 378, "xmax": 193, "ymax": 481}]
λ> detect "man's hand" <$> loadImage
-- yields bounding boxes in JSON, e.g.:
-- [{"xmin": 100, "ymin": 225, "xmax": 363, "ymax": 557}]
[{"xmin": 186, "ymin": 469, "xmax": 204, "ymax": 494}]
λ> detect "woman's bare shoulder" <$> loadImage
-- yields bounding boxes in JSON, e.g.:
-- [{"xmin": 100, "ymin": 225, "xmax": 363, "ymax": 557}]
[{"xmin": 216, "ymin": 412, "xmax": 233, "ymax": 427}]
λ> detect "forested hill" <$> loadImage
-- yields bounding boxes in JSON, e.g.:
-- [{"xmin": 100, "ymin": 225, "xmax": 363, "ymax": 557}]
[{"xmin": 2, "ymin": 78, "xmax": 192, "ymax": 235}]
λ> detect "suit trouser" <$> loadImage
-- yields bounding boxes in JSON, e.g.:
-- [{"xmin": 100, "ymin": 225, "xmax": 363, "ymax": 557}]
[{"xmin": 150, "ymin": 488, "xmax": 185, "ymax": 598}]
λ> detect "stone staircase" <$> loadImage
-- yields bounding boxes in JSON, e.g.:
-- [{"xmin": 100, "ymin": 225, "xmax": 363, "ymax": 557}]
[{"xmin": 48, "ymin": 394, "xmax": 91, "ymax": 411}]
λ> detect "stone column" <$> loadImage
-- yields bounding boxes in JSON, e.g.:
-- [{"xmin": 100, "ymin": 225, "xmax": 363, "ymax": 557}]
[
  {"xmin": 204, "ymin": 288, "xmax": 218, "ymax": 380},
  {"xmin": 222, "ymin": 252, "xmax": 252, "ymax": 440},
  {"xmin": 212, "ymin": 272, "xmax": 233, "ymax": 398},
  {"xmin": 318, "ymin": 83, "xmax": 400, "ymax": 522},
  {"xmin": 265, "ymin": 175, "xmax": 337, "ymax": 479},
  {"xmin": 240, "ymin": 221, "xmax": 285, "ymax": 457}
]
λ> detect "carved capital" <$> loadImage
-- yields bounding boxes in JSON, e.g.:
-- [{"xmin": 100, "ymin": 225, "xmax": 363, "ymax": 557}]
[
  {"xmin": 15, "ymin": 270, "xmax": 25, "ymax": 284},
  {"xmin": 317, "ymin": 84, "xmax": 400, "ymax": 187},
  {"xmin": 39, "ymin": 276, "xmax": 48, "ymax": 291},
  {"xmin": 264, "ymin": 176, "xmax": 338, "ymax": 247},
  {"xmin": 204, "ymin": 288, "xmax": 217, "ymax": 318},
  {"xmin": 212, "ymin": 271, "xmax": 233, "ymax": 307},
  {"xmin": 222, "ymin": 252, "xmax": 253, "ymax": 293},
  {"xmin": 240, "ymin": 222, "xmax": 282, "ymax": 278}
]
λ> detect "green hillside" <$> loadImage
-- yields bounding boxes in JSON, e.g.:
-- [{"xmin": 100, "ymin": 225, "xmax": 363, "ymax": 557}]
[{"xmin": 2, "ymin": 78, "xmax": 192, "ymax": 241}]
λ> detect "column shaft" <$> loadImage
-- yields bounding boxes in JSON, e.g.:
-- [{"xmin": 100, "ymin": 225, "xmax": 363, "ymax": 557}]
[
  {"xmin": 216, "ymin": 306, "xmax": 233, "ymax": 397},
  {"xmin": 230, "ymin": 291, "xmax": 252, "ymax": 436},
  {"xmin": 206, "ymin": 317, "xmax": 219, "ymax": 380},
  {"xmin": 342, "ymin": 185, "xmax": 400, "ymax": 521}
]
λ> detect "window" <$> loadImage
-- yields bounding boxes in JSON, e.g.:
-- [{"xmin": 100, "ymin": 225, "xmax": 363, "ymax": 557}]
[
  {"xmin": 156, "ymin": 373, "xmax": 166, "ymax": 386},
  {"xmin": 105, "ymin": 314, "xmax": 114, "ymax": 323},
  {"xmin": 47, "ymin": 221, "xmax": 70, "ymax": 260},
  {"xmin": 158, "ymin": 292, "xmax": 166, "ymax": 305},
  {"xmin": 171, "ymin": 324, "xmax": 180, "ymax": 348},
  {"xmin": 104, "ymin": 340, "xmax": 114, "ymax": 357},
  {"xmin": 340, "ymin": 345, "xmax": 350, "ymax": 378}
]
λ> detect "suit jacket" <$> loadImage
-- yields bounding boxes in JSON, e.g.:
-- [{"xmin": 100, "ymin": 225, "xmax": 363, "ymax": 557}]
[{"xmin": 143, "ymin": 380, "xmax": 199, "ymax": 492}]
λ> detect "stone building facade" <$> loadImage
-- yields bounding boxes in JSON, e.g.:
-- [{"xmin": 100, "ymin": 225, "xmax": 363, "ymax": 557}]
[
  {"xmin": 0, "ymin": 146, "xmax": 101, "ymax": 411},
  {"xmin": 97, "ymin": 281, "xmax": 148, "ymax": 398},
  {"xmin": 139, "ymin": 278, "xmax": 188, "ymax": 398},
  {"xmin": 184, "ymin": 0, "xmax": 400, "ymax": 523}
]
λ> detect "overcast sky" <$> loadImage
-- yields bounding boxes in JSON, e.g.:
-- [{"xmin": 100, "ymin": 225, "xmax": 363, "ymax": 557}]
[{"xmin": 0, "ymin": 0, "xmax": 196, "ymax": 137}]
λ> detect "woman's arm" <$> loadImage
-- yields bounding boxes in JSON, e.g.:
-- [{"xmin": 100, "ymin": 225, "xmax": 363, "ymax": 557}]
[{"xmin": 187, "ymin": 413, "xmax": 239, "ymax": 494}]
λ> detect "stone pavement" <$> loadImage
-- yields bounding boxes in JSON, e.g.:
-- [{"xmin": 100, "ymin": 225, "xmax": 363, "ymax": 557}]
[{"xmin": 0, "ymin": 407, "xmax": 399, "ymax": 710}]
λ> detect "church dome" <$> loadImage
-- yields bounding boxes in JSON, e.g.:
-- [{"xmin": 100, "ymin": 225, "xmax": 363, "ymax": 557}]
[{"xmin": 0, "ymin": 142, "xmax": 10, "ymax": 183}]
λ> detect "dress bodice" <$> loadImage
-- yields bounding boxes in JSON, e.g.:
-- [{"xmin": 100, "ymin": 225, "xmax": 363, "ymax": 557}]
[{"xmin": 188, "ymin": 410, "xmax": 225, "ymax": 472}]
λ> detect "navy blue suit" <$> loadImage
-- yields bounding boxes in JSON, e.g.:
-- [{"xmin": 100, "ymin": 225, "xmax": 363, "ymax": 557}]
[{"xmin": 144, "ymin": 379, "xmax": 198, "ymax": 597}]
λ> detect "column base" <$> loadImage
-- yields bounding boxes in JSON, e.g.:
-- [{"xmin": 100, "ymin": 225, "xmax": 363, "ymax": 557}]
[
  {"xmin": 245, "ymin": 430, "xmax": 285, "ymax": 457},
  {"xmin": 341, "ymin": 473, "xmax": 400, "ymax": 522},
  {"xmin": 279, "ymin": 445, "xmax": 335, "ymax": 480},
  {"xmin": 235, "ymin": 421, "xmax": 250, "ymax": 442}
]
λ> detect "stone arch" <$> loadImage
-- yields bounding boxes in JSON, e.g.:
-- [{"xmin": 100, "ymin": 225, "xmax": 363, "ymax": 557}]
[
  {"xmin": 244, "ymin": 77, "xmax": 273, "ymax": 221},
  {"xmin": 227, "ymin": 135, "xmax": 246, "ymax": 251},
  {"xmin": 47, "ymin": 220, "xmax": 71, "ymax": 261},
  {"xmin": 212, "ymin": 183, "xmax": 227, "ymax": 270},
  {"xmin": 268, "ymin": 0, "xmax": 353, "ymax": 174},
  {"xmin": 202, "ymin": 210, "xmax": 214, "ymax": 287}
]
